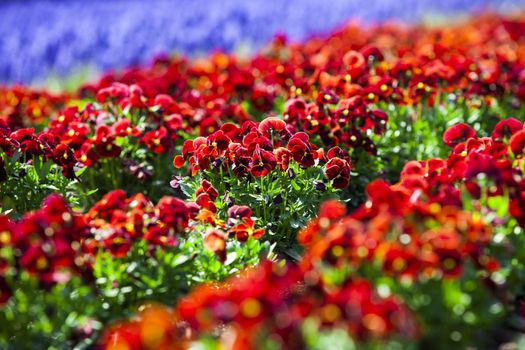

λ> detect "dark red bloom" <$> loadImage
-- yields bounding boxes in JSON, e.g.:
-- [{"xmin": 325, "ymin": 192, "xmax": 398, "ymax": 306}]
[
  {"xmin": 326, "ymin": 146, "xmax": 350, "ymax": 162},
  {"xmin": 0, "ymin": 157, "xmax": 7, "ymax": 183},
  {"xmin": 94, "ymin": 125, "xmax": 121, "ymax": 158},
  {"xmin": 287, "ymin": 132, "xmax": 315, "ymax": 168},
  {"xmin": 195, "ymin": 180, "xmax": 219, "ymax": 201},
  {"xmin": 228, "ymin": 205, "xmax": 252, "ymax": 220},
  {"xmin": 324, "ymin": 157, "xmax": 352, "ymax": 189},
  {"xmin": 156, "ymin": 196, "xmax": 190, "ymax": 232},
  {"xmin": 250, "ymin": 146, "xmax": 277, "ymax": 177}
]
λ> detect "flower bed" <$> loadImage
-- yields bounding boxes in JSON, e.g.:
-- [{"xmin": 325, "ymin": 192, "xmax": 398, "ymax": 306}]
[{"xmin": 1, "ymin": 13, "xmax": 525, "ymax": 349}]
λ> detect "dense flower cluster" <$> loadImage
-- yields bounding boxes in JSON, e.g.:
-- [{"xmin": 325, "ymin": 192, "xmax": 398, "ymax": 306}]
[
  {"xmin": 84, "ymin": 190, "xmax": 193, "ymax": 258},
  {"xmin": 0, "ymin": 188, "xmax": 265, "ymax": 305},
  {"xmin": 0, "ymin": 85, "xmax": 68, "ymax": 128},
  {"xmin": 85, "ymin": 185, "xmax": 265, "ymax": 260},
  {"xmin": 0, "ymin": 121, "xmax": 77, "ymax": 179},
  {"xmin": 0, "ymin": 194, "xmax": 89, "ymax": 292},
  {"xmin": 175, "ymin": 118, "xmax": 352, "ymax": 189},
  {"xmin": 78, "ymin": 14, "xmax": 525, "ymax": 109},
  {"xmin": 102, "ymin": 252, "xmax": 416, "ymax": 350}
]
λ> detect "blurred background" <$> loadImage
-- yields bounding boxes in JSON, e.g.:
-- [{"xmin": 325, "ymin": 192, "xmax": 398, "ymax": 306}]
[{"xmin": 1, "ymin": 0, "xmax": 524, "ymax": 86}]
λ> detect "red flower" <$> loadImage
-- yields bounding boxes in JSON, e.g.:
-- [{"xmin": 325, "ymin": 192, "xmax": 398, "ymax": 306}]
[
  {"xmin": 492, "ymin": 118, "xmax": 523, "ymax": 142},
  {"xmin": 173, "ymin": 155, "xmax": 185, "ymax": 168},
  {"xmin": 203, "ymin": 229, "xmax": 227, "ymax": 262},
  {"xmin": 142, "ymin": 127, "xmax": 172, "ymax": 154},
  {"xmin": 284, "ymin": 98, "xmax": 307, "ymax": 123},
  {"xmin": 156, "ymin": 196, "xmax": 190, "ymax": 232},
  {"xmin": 319, "ymin": 200, "xmax": 347, "ymax": 221},
  {"xmin": 14, "ymin": 194, "xmax": 89, "ymax": 284},
  {"xmin": 112, "ymin": 119, "xmax": 141, "ymax": 138},
  {"xmin": 204, "ymin": 130, "xmax": 231, "ymax": 157},
  {"xmin": 195, "ymin": 193, "xmax": 217, "ymax": 213},
  {"xmin": 443, "ymin": 123, "xmax": 476, "ymax": 147},
  {"xmin": 87, "ymin": 190, "xmax": 128, "ymax": 221},
  {"xmin": 324, "ymin": 157, "xmax": 352, "ymax": 189},
  {"xmin": 100, "ymin": 305, "xmax": 183, "ymax": 350},
  {"xmin": 144, "ymin": 225, "xmax": 177, "ymax": 247},
  {"xmin": 102, "ymin": 230, "xmax": 133, "ymax": 258},
  {"xmin": 11, "ymin": 128, "xmax": 41, "ymax": 156},
  {"xmin": 195, "ymin": 180, "xmax": 219, "ymax": 201},
  {"xmin": 274, "ymin": 147, "xmax": 293, "ymax": 170},
  {"xmin": 343, "ymin": 50, "xmax": 366, "ymax": 79},
  {"xmin": 52, "ymin": 143, "xmax": 76, "ymax": 168},
  {"xmin": 287, "ymin": 132, "xmax": 315, "ymax": 168},
  {"xmin": 93, "ymin": 125, "xmax": 121, "ymax": 158},
  {"xmin": 96, "ymin": 83, "xmax": 129, "ymax": 104},
  {"xmin": 258, "ymin": 117, "xmax": 286, "ymax": 137},
  {"xmin": 509, "ymin": 129, "xmax": 525, "ymax": 157},
  {"xmin": 250, "ymin": 146, "xmax": 277, "ymax": 177},
  {"xmin": 326, "ymin": 146, "xmax": 350, "ymax": 162},
  {"xmin": 229, "ymin": 218, "xmax": 265, "ymax": 241}
]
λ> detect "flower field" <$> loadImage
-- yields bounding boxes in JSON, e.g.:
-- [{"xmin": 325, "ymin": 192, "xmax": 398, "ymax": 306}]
[{"xmin": 1, "ymin": 10, "xmax": 525, "ymax": 349}]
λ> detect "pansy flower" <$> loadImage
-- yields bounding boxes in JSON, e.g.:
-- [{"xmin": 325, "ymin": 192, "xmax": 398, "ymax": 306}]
[{"xmin": 443, "ymin": 123, "xmax": 476, "ymax": 147}]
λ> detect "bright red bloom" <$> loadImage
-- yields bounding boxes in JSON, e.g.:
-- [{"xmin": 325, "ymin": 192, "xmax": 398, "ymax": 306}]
[
  {"xmin": 96, "ymin": 83, "xmax": 129, "ymax": 104},
  {"xmin": 195, "ymin": 193, "xmax": 217, "ymax": 213},
  {"xmin": 443, "ymin": 123, "xmax": 476, "ymax": 147},
  {"xmin": 112, "ymin": 119, "xmax": 141, "ymax": 138},
  {"xmin": 142, "ymin": 126, "xmax": 172, "ymax": 154},
  {"xmin": 100, "ymin": 305, "xmax": 185, "ymax": 350},
  {"xmin": 509, "ymin": 129, "xmax": 525, "ymax": 157},
  {"xmin": 492, "ymin": 118, "xmax": 523, "ymax": 142},
  {"xmin": 343, "ymin": 50, "xmax": 367, "ymax": 79},
  {"xmin": 273, "ymin": 147, "xmax": 293, "ymax": 170},
  {"xmin": 258, "ymin": 117, "xmax": 286, "ymax": 137}
]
